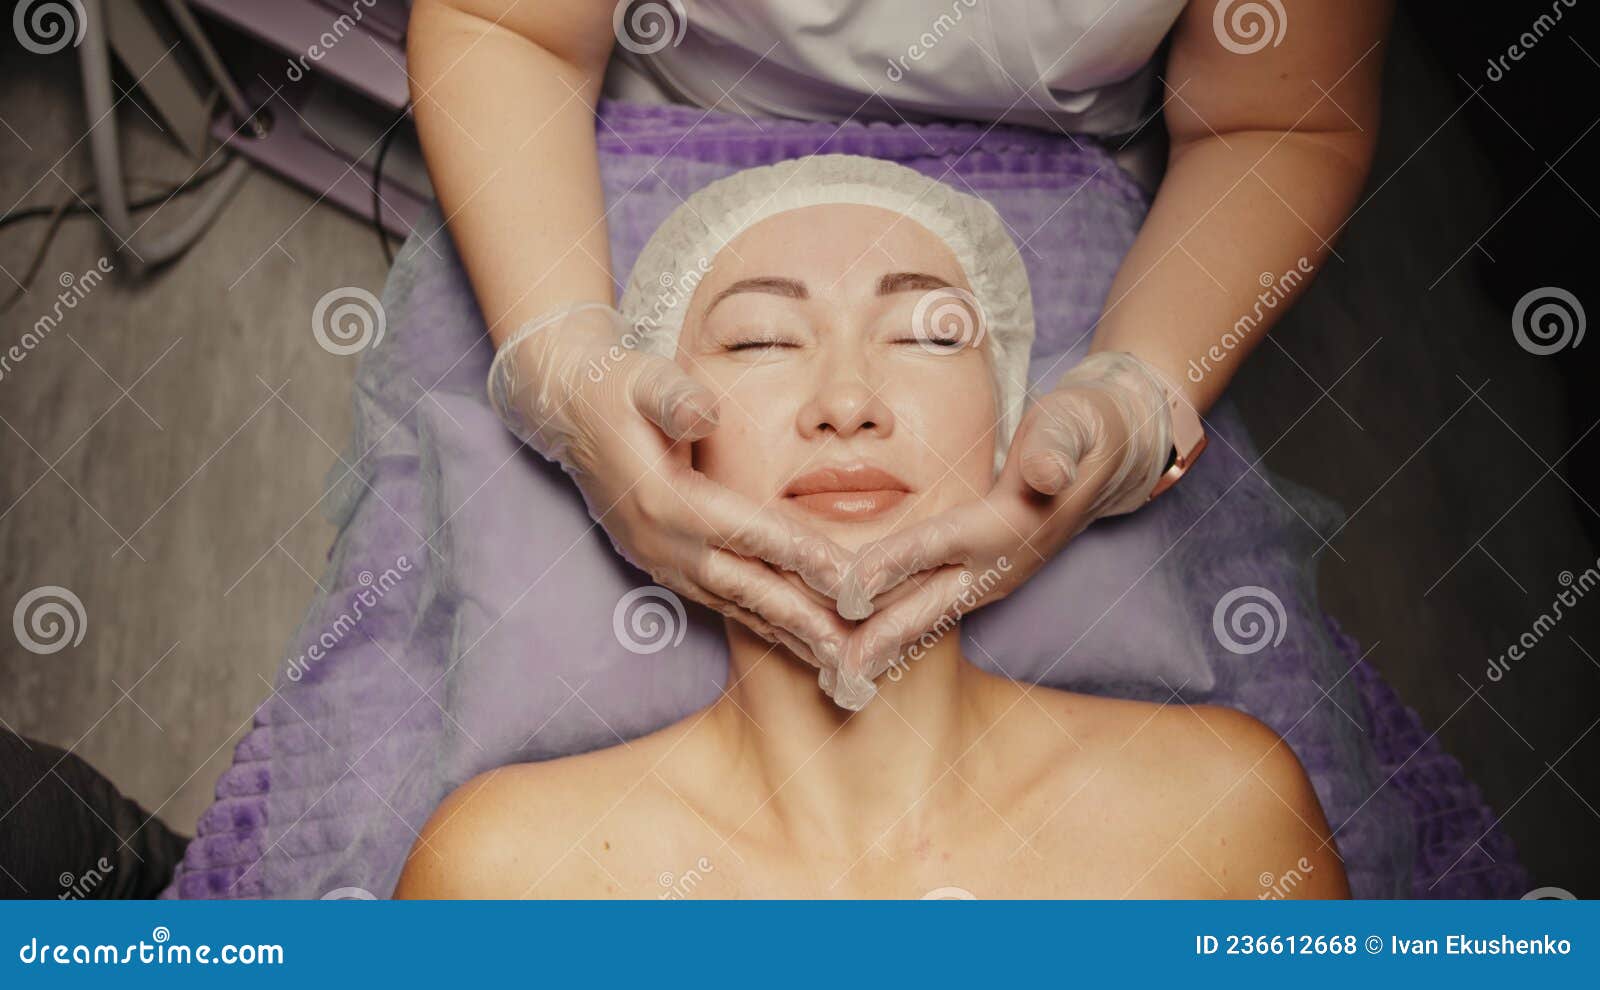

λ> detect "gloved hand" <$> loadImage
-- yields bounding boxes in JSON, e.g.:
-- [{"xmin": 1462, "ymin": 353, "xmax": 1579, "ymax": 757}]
[
  {"xmin": 488, "ymin": 302, "xmax": 858, "ymax": 671},
  {"xmin": 824, "ymin": 350, "xmax": 1176, "ymax": 708}
]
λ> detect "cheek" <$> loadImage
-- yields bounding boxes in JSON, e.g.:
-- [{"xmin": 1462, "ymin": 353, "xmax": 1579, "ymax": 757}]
[
  {"xmin": 891, "ymin": 359, "xmax": 997, "ymax": 496},
  {"xmin": 687, "ymin": 379, "xmax": 790, "ymax": 498}
]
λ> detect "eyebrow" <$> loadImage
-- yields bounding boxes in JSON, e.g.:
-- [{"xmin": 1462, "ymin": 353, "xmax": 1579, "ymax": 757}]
[{"xmin": 704, "ymin": 272, "xmax": 954, "ymax": 317}]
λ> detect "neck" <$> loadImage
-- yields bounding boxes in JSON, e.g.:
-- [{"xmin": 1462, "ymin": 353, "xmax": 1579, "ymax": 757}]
[{"xmin": 705, "ymin": 618, "xmax": 988, "ymax": 850}]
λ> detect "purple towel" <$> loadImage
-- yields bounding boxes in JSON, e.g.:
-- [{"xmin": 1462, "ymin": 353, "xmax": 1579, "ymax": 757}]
[{"xmin": 165, "ymin": 101, "xmax": 1524, "ymax": 900}]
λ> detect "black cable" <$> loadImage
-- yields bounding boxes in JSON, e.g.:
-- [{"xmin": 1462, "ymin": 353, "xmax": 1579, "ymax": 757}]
[
  {"xmin": 0, "ymin": 155, "xmax": 242, "ymax": 311},
  {"xmin": 372, "ymin": 101, "xmax": 411, "ymax": 266},
  {"xmin": 0, "ymin": 156, "xmax": 235, "ymax": 232}
]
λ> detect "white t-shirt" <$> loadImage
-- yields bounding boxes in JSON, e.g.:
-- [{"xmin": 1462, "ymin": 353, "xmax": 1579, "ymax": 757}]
[{"xmin": 604, "ymin": 0, "xmax": 1189, "ymax": 136}]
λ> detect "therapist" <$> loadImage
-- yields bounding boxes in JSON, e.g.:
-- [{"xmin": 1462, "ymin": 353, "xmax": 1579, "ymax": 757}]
[{"xmin": 406, "ymin": 0, "xmax": 1394, "ymax": 683}]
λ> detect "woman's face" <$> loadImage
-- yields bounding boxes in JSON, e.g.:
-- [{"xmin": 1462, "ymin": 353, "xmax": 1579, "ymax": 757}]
[{"xmin": 675, "ymin": 203, "xmax": 998, "ymax": 551}]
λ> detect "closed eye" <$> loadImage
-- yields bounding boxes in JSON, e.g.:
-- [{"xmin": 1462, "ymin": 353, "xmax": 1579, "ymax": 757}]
[
  {"xmin": 893, "ymin": 334, "xmax": 964, "ymax": 349},
  {"xmin": 726, "ymin": 337, "xmax": 801, "ymax": 352}
]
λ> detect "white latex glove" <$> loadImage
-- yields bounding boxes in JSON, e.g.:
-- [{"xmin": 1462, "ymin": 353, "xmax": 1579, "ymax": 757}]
[
  {"xmin": 487, "ymin": 302, "xmax": 857, "ymax": 671},
  {"xmin": 824, "ymin": 350, "xmax": 1176, "ymax": 709}
]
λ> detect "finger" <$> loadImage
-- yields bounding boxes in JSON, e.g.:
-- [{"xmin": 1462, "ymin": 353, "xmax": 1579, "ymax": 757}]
[
  {"xmin": 824, "ymin": 667, "xmax": 879, "ymax": 712},
  {"xmin": 733, "ymin": 609, "xmax": 823, "ymax": 670},
  {"xmin": 668, "ymin": 473, "xmax": 857, "ymax": 601},
  {"xmin": 1012, "ymin": 392, "xmax": 1101, "ymax": 496},
  {"xmin": 841, "ymin": 566, "xmax": 976, "ymax": 686},
  {"xmin": 628, "ymin": 354, "xmax": 722, "ymax": 442},
  {"xmin": 837, "ymin": 504, "xmax": 977, "ymax": 620},
  {"xmin": 698, "ymin": 549, "xmax": 849, "ymax": 670},
  {"xmin": 668, "ymin": 572, "xmax": 824, "ymax": 669}
]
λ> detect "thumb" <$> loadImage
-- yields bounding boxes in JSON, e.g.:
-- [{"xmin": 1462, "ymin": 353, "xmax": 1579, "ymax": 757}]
[
  {"xmin": 1014, "ymin": 395, "xmax": 1097, "ymax": 496},
  {"xmin": 629, "ymin": 356, "xmax": 721, "ymax": 441}
]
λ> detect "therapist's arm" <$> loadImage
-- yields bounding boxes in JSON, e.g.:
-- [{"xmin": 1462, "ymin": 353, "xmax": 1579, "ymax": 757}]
[
  {"xmin": 407, "ymin": 0, "xmax": 615, "ymax": 342},
  {"xmin": 1091, "ymin": 0, "xmax": 1396, "ymax": 413},
  {"xmin": 405, "ymin": 1, "xmax": 858, "ymax": 672},
  {"xmin": 832, "ymin": 1, "xmax": 1398, "ymax": 670}
]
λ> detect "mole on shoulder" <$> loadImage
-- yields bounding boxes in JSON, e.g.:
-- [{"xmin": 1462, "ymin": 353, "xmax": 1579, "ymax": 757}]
[{"xmin": 603, "ymin": 840, "xmax": 611, "ymax": 851}]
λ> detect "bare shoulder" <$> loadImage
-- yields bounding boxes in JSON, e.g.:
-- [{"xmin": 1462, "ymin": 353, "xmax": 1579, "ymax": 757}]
[
  {"xmin": 1015, "ymin": 687, "xmax": 1349, "ymax": 898},
  {"xmin": 392, "ymin": 730, "xmax": 686, "ymax": 899},
  {"xmin": 1143, "ymin": 702, "xmax": 1349, "ymax": 898}
]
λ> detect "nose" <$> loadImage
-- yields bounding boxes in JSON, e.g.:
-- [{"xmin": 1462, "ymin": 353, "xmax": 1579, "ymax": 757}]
[{"xmin": 797, "ymin": 369, "xmax": 895, "ymax": 443}]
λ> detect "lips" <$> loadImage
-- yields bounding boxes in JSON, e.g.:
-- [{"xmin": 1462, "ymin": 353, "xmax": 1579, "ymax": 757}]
[{"xmin": 783, "ymin": 462, "xmax": 912, "ymax": 522}]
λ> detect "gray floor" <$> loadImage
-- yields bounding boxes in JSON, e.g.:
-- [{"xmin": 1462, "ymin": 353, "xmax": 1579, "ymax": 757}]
[
  {"xmin": 2, "ymin": 20, "xmax": 1596, "ymax": 895},
  {"xmin": 1, "ymin": 46, "xmax": 381, "ymax": 840}
]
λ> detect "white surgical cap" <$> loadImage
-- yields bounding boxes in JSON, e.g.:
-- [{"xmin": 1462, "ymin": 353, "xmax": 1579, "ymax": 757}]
[{"xmin": 617, "ymin": 154, "xmax": 1035, "ymax": 474}]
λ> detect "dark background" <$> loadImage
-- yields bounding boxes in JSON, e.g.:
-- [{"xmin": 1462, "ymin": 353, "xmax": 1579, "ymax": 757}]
[{"xmin": 1234, "ymin": 2, "xmax": 1599, "ymax": 894}]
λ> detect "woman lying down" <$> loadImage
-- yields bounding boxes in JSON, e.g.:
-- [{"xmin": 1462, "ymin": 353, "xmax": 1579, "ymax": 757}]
[{"xmin": 394, "ymin": 156, "xmax": 1347, "ymax": 899}]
